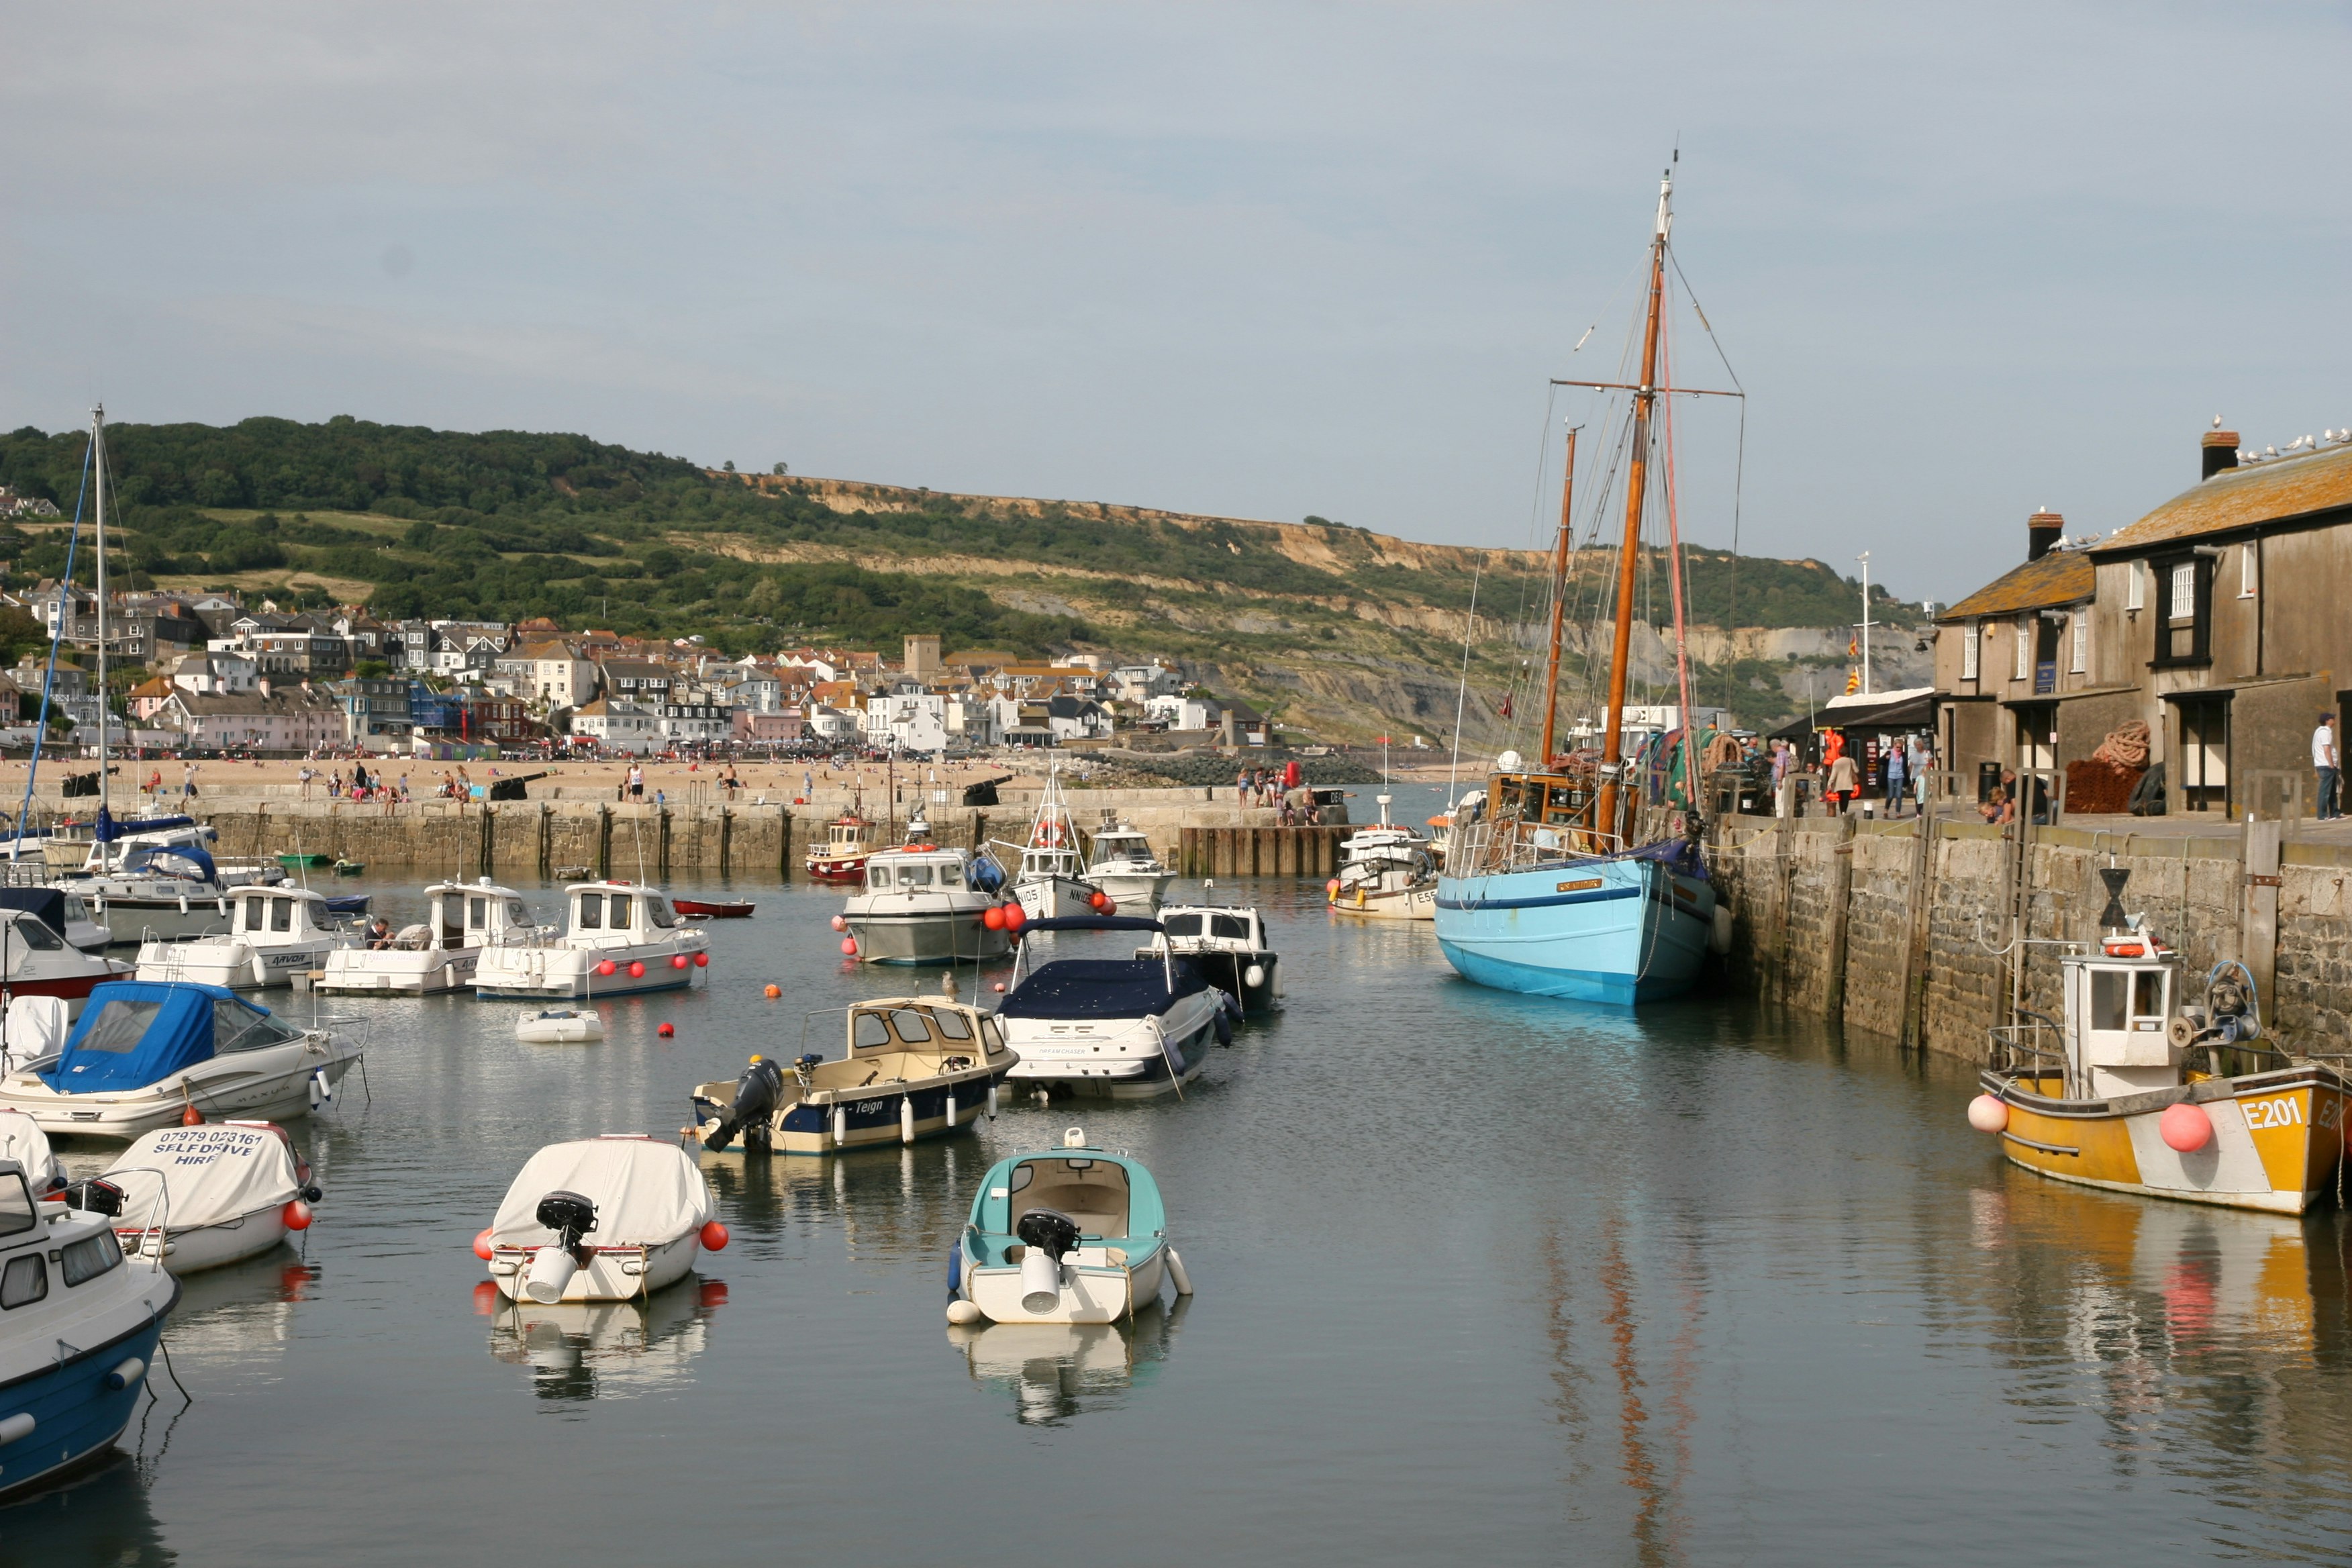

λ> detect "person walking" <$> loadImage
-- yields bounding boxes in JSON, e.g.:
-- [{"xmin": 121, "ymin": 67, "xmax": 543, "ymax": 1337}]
[
  {"xmin": 1883, "ymin": 741, "xmax": 1908, "ymax": 818},
  {"xmin": 2317, "ymin": 711, "xmax": 2342, "ymax": 821},
  {"xmin": 1824, "ymin": 737, "xmax": 1858, "ymax": 816}
]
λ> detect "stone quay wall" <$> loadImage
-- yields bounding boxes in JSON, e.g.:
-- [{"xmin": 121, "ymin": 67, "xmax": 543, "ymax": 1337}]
[
  {"xmin": 1708, "ymin": 813, "xmax": 2352, "ymax": 1060},
  {"xmin": 188, "ymin": 797, "xmax": 1349, "ymax": 884}
]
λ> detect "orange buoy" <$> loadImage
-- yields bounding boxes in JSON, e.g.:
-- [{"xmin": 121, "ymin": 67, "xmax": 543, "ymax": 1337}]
[
  {"xmin": 181, "ymin": 1104, "xmax": 204, "ymax": 1126},
  {"xmin": 282, "ymin": 1199, "xmax": 314, "ymax": 1232},
  {"xmin": 841, "ymin": 936, "xmax": 859, "ymax": 956},
  {"xmin": 983, "ymin": 905, "xmax": 1005, "ymax": 930},
  {"xmin": 473, "ymin": 1228, "xmax": 496, "ymax": 1260},
  {"xmin": 764, "ymin": 984, "xmax": 781, "ymax": 999},
  {"xmin": 597, "ymin": 960, "xmax": 618, "ymax": 977},
  {"xmin": 658, "ymin": 1022, "xmax": 675, "ymax": 1038},
  {"xmin": 699, "ymin": 1220, "xmax": 730, "ymax": 1251}
]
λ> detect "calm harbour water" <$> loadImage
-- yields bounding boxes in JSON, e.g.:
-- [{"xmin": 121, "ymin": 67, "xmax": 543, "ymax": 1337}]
[{"xmin": 7, "ymin": 834, "xmax": 2352, "ymax": 1565}]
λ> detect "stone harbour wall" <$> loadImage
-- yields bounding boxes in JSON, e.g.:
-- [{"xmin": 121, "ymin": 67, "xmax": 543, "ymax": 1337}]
[{"xmin": 1709, "ymin": 813, "xmax": 2352, "ymax": 1062}]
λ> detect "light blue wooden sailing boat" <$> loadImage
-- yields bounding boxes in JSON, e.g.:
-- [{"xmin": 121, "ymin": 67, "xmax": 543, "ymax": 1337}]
[{"xmin": 1434, "ymin": 166, "xmax": 1723, "ymax": 1007}]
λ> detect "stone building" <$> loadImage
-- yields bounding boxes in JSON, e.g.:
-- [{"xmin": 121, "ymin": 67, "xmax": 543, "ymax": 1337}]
[{"xmin": 1938, "ymin": 426, "xmax": 2352, "ymax": 815}]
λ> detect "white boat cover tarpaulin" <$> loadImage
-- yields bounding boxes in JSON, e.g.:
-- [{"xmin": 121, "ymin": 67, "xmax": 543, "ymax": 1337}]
[
  {"xmin": 491, "ymin": 1138, "xmax": 714, "ymax": 1247},
  {"xmin": 1, "ymin": 995, "xmax": 68, "ymax": 1073},
  {"xmin": 103, "ymin": 1122, "xmax": 301, "ymax": 1230},
  {"xmin": 0, "ymin": 1108, "xmax": 60, "ymax": 1190}
]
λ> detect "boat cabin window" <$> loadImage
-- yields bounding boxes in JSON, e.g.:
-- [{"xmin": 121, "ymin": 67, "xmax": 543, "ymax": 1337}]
[
  {"xmin": 852, "ymin": 1012, "xmax": 893, "ymax": 1050},
  {"xmin": 938, "ymin": 862, "xmax": 964, "ymax": 888},
  {"xmin": 643, "ymin": 897, "xmax": 676, "ymax": 929},
  {"xmin": 7, "ymin": 914, "xmax": 61, "ymax": 950},
  {"xmin": 1161, "ymin": 912, "xmax": 1202, "ymax": 938},
  {"xmin": 273, "ymin": 899, "xmax": 293, "ymax": 934},
  {"xmin": 608, "ymin": 895, "xmax": 632, "ymax": 930},
  {"xmin": 213, "ymin": 1001, "xmax": 305, "ymax": 1055},
  {"xmin": 74, "ymin": 998, "xmax": 167, "ymax": 1054},
  {"xmin": 0, "ymin": 1171, "xmax": 34, "ymax": 1240},
  {"xmin": 1007, "ymin": 1157, "xmax": 1131, "ymax": 1238},
  {"xmin": 2090, "ymin": 967, "xmax": 2167, "ymax": 1032},
  {"xmin": 505, "ymin": 900, "xmax": 531, "ymax": 929},
  {"xmin": 64, "ymin": 897, "xmax": 90, "ymax": 922},
  {"xmin": 577, "ymin": 894, "xmax": 602, "ymax": 930},
  {"xmin": 60, "ymin": 1229, "xmax": 121, "ymax": 1287},
  {"xmin": 1491, "ymin": 779, "xmax": 1522, "ymax": 815},
  {"xmin": 932, "ymin": 1008, "xmax": 973, "ymax": 1042},
  {"xmin": 866, "ymin": 865, "xmax": 893, "ymax": 891},
  {"xmin": 896, "ymin": 863, "xmax": 934, "ymax": 888},
  {"xmin": 1211, "ymin": 914, "xmax": 1252, "ymax": 942},
  {"xmin": 889, "ymin": 1008, "xmax": 932, "ymax": 1044},
  {"xmin": 0, "ymin": 1252, "xmax": 44, "ymax": 1308},
  {"xmin": 981, "ymin": 1016, "xmax": 1006, "ymax": 1051},
  {"xmin": 469, "ymin": 896, "xmax": 488, "ymax": 929},
  {"xmin": 242, "ymin": 895, "xmax": 264, "ymax": 931}
]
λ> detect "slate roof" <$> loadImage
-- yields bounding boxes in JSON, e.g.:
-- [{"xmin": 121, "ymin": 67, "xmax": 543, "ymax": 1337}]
[
  {"xmin": 2094, "ymin": 442, "xmax": 2352, "ymax": 555},
  {"xmin": 1936, "ymin": 548, "xmax": 2095, "ymax": 622}
]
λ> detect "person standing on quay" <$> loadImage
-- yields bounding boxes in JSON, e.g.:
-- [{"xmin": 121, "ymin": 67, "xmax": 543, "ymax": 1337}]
[
  {"xmin": 1824, "ymin": 735, "xmax": 1857, "ymax": 816},
  {"xmin": 1883, "ymin": 740, "xmax": 1908, "ymax": 818},
  {"xmin": 2317, "ymin": 711, "xmax": 2341, "ymax": 821}
]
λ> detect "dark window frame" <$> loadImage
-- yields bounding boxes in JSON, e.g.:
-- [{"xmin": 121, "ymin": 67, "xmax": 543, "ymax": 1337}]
[{"xmin": 2150, "ymin": 553, "xmax": 2214, "ymax": 669}]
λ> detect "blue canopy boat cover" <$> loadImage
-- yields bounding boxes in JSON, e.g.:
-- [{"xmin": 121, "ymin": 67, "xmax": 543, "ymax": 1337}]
[
  {"xmin": 36, "ymin": 981, "xmax": 286, "ymax": 1095},
  {"xmin": 0, "ymin": 886, "xmax": 75, "ymax": 940},
  {"xmin": 998, "ymin": 958, "xmax": 1210, "ymax": 1020}
]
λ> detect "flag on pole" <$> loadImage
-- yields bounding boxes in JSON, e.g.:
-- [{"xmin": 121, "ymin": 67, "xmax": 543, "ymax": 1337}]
[
  {"xmin": 1847, "ymin": 633, "xmax": 1859, "ymax": 659},
  {"xmin": 1845, "ymin": 668, "xmax": 1860, "ymax": 695}
]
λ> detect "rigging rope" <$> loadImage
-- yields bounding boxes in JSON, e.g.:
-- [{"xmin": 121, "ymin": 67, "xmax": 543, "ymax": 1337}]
[{"xmin": 15, "ymin": 438, "xmax": 93, "ymax": 851}]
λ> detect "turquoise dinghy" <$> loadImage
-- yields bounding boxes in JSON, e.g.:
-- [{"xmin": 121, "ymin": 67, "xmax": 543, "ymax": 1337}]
[{"xmin": 946, "ymin": 1128, "xmax": 1193, "ymax": 1325}]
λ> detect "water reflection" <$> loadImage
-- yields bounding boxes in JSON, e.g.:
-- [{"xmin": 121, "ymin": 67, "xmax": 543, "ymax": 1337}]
[
  {"xmin": 484, "ymin": 1281, "xmax": 726, "ymax": 1404},
  {"xmin": 0, "ymin": 1451, "xmax": 174, "ymax": 1566},
  {"xmin": 163, "ymin": 1255, "xmax": 322, "ymax": 1377},
  {"xmin": 946, "ymin": 1296, "xmax": 1191, "ymax": 1426}
]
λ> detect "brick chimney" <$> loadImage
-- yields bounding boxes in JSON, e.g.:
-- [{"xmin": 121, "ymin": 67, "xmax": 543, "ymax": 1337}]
[
  {"xmin": 2027, "ymin": 509, "xmax": 2063, "ymax": 562},
  {"xmin": 2202, "ymin": 426, "xmax": 2240, "ymax": 481}
]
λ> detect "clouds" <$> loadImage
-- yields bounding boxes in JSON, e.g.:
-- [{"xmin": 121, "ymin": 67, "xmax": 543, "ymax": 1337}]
[{"xmin": 4, "ymin": 3, "xmax": 2348, "ymax": 600}]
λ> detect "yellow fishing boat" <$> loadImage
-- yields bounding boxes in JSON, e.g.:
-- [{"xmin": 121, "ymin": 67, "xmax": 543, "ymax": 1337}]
[{"xmin": 1971, "ymin": 868, "xmax": 2347, "ymax": 1214}]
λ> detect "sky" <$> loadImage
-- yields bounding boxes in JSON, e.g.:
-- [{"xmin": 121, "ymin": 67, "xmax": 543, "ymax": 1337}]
[{"xmin": 5, "ymin": 3, "xmax": 2350, "ymax": 607}]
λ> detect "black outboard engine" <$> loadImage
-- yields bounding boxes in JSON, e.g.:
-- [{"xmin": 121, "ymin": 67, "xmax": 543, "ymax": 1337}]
[
  {"xmin": 1016, "ymin": 1207, "xmax": 1082, "ymax": 1314},
  {"xmin": 701, "ymin": 1057, "xmax": 786, "ymax": 1154},
  {"xmin": 524, "ymin": 1190, "xmax": 599, "ymax": 1304},
  {"xmin": 68, "ymin": 1177, "xmax": 125, "ymax": 1216}
]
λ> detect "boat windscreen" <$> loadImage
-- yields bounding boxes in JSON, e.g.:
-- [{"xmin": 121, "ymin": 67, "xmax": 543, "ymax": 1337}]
[
  {"xmin": 1209, "ymin": 914, "xmax": 1253, "ymax": 942},
  {"xmin": 998, "ymin": 959, "xmax": 1209, "ymax": 1020},
  {"xmin": 932, "ymin": 1009, "xmax": 973, "ymax": 1042},
  {"xmin": 69, "ymin": 999, "xmax": 166, "ymax": 1053},
  {"xmin": 852, "ymin": 1012, "xmax": 891, "ymax": 1049},
  {"xmin": 1161, "ymin": 912, "xmax": 1202, "ymax": 938}
]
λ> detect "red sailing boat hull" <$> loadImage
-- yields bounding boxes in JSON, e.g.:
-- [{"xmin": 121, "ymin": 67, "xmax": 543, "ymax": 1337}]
[{"xmin": 672, "ymin": 899, "xmax": 756, "ymax": 918}]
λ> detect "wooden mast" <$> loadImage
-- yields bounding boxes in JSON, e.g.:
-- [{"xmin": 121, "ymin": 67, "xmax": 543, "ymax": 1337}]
[
  {"xmin": 1592, "ymin": 170, "xmax": 1671, "ymax": 846},
  {"xmin": 1536, "ymin": 426, "xmax": 1578, "ymax": 766}
]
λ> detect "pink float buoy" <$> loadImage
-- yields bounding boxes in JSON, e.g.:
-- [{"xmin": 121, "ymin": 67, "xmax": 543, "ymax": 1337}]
[
  {"xmin": 840, "ymin": 936, "xmax": 859, "ymax": 956},
  {"xmin": 1967, "ymin": 1094, "xmax": 2008, "ymax": 1134},
  {"xmin": 2159, "ymin": 1101, "xmax": 2213, "ymax": 1153},
  {"xmin": 628, "ymin": 961, "xmax": 646, "ymax": 979},
  {"xmin": 830, "ymin": 915, "xmax": 847, "ymax": 932},
  {"xmin": 671, "ymin": 954, "xmax": 689, "ymax": 969}
]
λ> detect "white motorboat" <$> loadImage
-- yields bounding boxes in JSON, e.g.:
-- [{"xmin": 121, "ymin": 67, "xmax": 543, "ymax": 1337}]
[
  {"xmin": 0, "ymin": 1157, "xmax": 179, "ymax": 1503},
  {"xmin": 1083, "ymin": 818, "xmax": 1174, "ymax": 913},
  {"xmin": 479, "ymin": 1135, "xmax": 725, "ymax": 1304},
  {"xmin": 0, "ymin": 1108, "xmax": 62, "ymax": 1193},
  {"xmin": 95, "ymin": 1120, "xmax": 322, "ymax": 1274},
  {"xmin": 1144, "ymin": 901, "xmax": 1282, "ymax": 1012},
  {"xmin": 71, "ymin": 830, "xmax": 288, "ymax": 946},
  {"xmin": 516, "ymin": 1009, "xmax": 605, "ymax": 1044},
  {"xmin": 135, "ymin": 884, "xmax": 356, "ymax": 991},
  {"xmin": 475, "ymin": 882, "xmax": 707, "ymax": 1000},
  {"xmin": 0, "ymin": 981, "xmax": 364, "ymax": 1140},
  {"xmin": 320, "ymin": 878, "xmax": 534, "ymax": 996},
  {"xmin": 688, "ymin": 996, "xmax": 1016, "ymax": 1155},
  {"xmin": 0, "ymin": 887, "xmax": 111, "ymax": 953},
  {"xmin": 947, "ymin": 1126, "xmax": 1193, "ymax": 1326},
  {"xmin": 0, "ymin": 905, "xmax": 132, "ymax": 1014},
  {"xmin": 997, "ymin": 916, "xmax": 1230, "ymax": 1099},
  {"xmin": 1328, "ymin": 793, "xmax": 1436, "ymax": 921},
  {"xmin": 1006, "ymin": 766, "xmax": 1095, "ymax": 920},
  {"xmin": 842, "ymin": 846, "xmax": 1013, "ymax": 966}
]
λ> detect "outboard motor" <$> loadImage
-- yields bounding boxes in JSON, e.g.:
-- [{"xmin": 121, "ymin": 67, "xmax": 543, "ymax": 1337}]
[
  {"xmin": 68, "ymin": 1177, "xmax": 125, "ymax": 1216},
  {"xmin": 524, "ymin": 1189, "xmax": 598, "ymax": 1304},
  {"xmin": 701, "ymin": 1057, "xmax": 786, "ymax": 1154},
  {"xmin": 1016, "ymin": 1207, "xmax": 1081, "ymax": 1314}
]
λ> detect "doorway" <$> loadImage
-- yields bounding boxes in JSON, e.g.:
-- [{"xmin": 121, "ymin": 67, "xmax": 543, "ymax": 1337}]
[{"xmin": 2173, "ymin": 695, "xmax": 2231, "ymax": 813}]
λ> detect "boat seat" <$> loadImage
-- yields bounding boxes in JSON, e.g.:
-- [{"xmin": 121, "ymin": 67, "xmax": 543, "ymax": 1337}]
[{"xmin": 1014, "ymin": 1161, "xmax": 1130, "ymax": 1237}]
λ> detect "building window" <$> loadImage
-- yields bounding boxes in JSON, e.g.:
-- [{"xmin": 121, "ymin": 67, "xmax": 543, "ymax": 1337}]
[
  {"xmin": 2014, "ymin": 618, "xmax": 2031, "ymax": 681},
  {"xmin": 2126, "ymin": 560, "xmax": 2144, "ymax": 613},
  {"xmin": 2070, "ymin": 611, "xmax": 2088, "ymax": 675},
  {"xmin": 2153, "ymin": 554, "xmax": 2213, "ymax": 669},
  {"xmin": 2239, "ymin": 540, "xmax": 2257, "ymax": 598},
  {"xmin": 1962, "ymin": 622, "xmax": 1979, "ymax": 681}
]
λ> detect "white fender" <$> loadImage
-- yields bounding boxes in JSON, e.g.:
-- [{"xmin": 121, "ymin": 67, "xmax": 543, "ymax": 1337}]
[
  {"xmin": 944, "ymin": 1091, "xmax": 957, "ymax": 1129},
  {"xmin": 899, "ymin": 1095, "xmax": 916, "ymax": 1144},
  {"xmin": 1165, "ymin": 1246, "xmax": 1194, "ymax": 1295},
  {"xmin": 986, "ymin": 1081, "xmax": 998, "ymax": 1120},
  {"xmin": 831, "ymin": 1104, "xmax": 846, "ymax": 1147}
]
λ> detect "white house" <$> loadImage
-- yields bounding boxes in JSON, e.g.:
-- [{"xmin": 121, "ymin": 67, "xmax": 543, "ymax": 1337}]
[
  {"xmin": 568, "ymin": 697, "xmax": 659, "ymax": 753},
  {"xmin": 1112, "ymin": 660, "xmax": 1185, "ymax": 703},
  {"xmin": 657, "ymin": 700, "xmax": 730, "ymax": 745},
  {"xmin": 1144, "ymin": 693, "xmax": 1217, "ymax": 732},
  {"xmin": 156, "ymin": 684, "xmax": 345, "ymax": 752},
  {"xmin": 864, "ymin": 691, "xmax": 950, "ymax": 753},
  {"xmin": 807, "ymin": 703, "xmax": 864, "ymax": 742},
  {"xmin": 172, "ymin": 650, "xmax": 260, "ymax": 697}
]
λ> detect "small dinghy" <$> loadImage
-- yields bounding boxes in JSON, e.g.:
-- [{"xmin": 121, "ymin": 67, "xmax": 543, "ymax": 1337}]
[
  {"xmin": 671, "ymin": 897, "xmax": 754, "ymax": 919},
  {"xmin": 946, "ymin": 1126, "xmax": 1193, "ymax": 1326},
  {"xmin": 92, "ymin": 1120, "xmax": 322, "ymax": 1273},
  {"xmin": 479, "ymin": 1136, "xmax": 726, "ymax": 1304},
  {"xmin": 516, "ymin": 1008, "xmax": 605, "ymax": 1044}
]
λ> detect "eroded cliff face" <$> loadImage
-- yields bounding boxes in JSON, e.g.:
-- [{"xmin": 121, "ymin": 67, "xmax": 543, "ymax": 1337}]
[{"xmin": 723, "ymin": 473, "xmax": 1922, "ymax": 744}]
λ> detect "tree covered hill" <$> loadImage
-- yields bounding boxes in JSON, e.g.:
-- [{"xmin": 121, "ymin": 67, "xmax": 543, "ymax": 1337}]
[{"xmin": 0, "ymin": 415, "xmax": 1921, "ymax": 736}]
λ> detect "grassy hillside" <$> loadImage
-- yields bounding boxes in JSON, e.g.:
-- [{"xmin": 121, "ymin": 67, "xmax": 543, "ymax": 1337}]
[{"xmin": 0, "ymin": 416, "xmax": 1921, "ymax": 740}]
